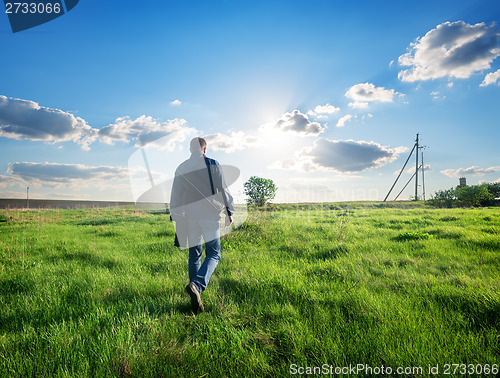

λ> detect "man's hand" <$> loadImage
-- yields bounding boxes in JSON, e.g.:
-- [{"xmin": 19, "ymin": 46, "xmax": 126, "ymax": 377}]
[{"xmin": 225, "ymin": 215, "xmax": 233, "ymax": 227}]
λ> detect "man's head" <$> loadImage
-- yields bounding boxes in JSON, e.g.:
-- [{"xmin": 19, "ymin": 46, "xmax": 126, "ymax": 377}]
[{"xmin": 190, "ymin": 137, "xmax": 207, "ymax": 154}]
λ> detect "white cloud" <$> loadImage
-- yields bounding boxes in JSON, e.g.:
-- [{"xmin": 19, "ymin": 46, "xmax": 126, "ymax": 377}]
[
  {"xmin": 441, "ymin": 165, "xmax": 500, "ymax": 177},
  {"xmin": 311, "ymin": 103, "xmax": 340, "ymax": 115},
  {"xmin": 7, "ymin": 162, "xmax": 130, "ymax": 188},
  {"xmin": 336, "ymin": 114, "xmax": 355, "ymax": 127},
  {"xmin": 345, "ymin": 83, "xmax": 398, "ymax": 107},
  {"xmin": 0, "ymin": 95, "xmax": 97, "ymax": 150},
  {"xmin": 398, "ymin": 21, "xmax": 500, "ymax": 82},
  {"xmin": 430, "ymin": 91, "xmax": 445, "ymax": 99},
  {"xmin": 271, "ymin": 139, "xmax": 407, "ymax": 174},
  {"xmin": 480, "ymin": 68, "xmax": 500, "ymax": 86},
  {"xmin": 478, "ymin": 178, "xmax": 500, "ymax": 184},
  {"xmin": 171, "ymin": 99, "xmax": 182, "ymax": 105},
  {"xmin": 265, "ymin": 110, "xmax": 326, "ymax": 136},
  {"xmin": 98, "ymin": 115, "xmax": 194, "ymax": 150},
  {"xmin": 348, "ymin": 101, "xmax": 369, "ymax": 109},
  {"xmin": 306, "ymin": 104, "xmax": 338, "ymax": 120},
  {"xmin": 0, "ymin": 95, "xmax": 195, "ymax": 151},
  {"xmin": 203, "ymin": 131, "xmax": 260, "ymax": 153}
]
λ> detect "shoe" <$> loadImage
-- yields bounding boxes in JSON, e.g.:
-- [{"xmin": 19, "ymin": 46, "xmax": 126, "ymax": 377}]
[{"xmin": 185, "ymin": 283, "xmax": 204, "ymax": 314}]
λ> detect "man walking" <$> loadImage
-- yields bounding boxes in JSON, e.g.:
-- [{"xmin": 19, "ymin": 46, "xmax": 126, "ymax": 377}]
[{"xmin": 170, "ymin": 137, "xmax": 234, "ymax": 314}]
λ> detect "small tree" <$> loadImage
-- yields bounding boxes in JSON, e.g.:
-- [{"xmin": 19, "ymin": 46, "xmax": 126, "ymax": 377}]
[
  {"xmin": 429, "ymin": 184, "xmax": 496, "ymax": 208},
  {"xmin": 455, "ymin": 185, "xmax": 493, "ymax": 207},
  {"xmin": 483, "ymin": 182, "xmax": 500, "ymax": 199},
  {"xmin": 428, "ymin": 188, "xmax": 457, "ymax": 208},
  {"xmin": 244, "ymin": 176, "xmax": 277, "ymax": 206}
]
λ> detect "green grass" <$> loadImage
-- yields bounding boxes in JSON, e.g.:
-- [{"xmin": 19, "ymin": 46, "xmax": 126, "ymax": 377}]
[{"xmin": 0, "ymin": 204, "xmax": 499, "ymax": 377}]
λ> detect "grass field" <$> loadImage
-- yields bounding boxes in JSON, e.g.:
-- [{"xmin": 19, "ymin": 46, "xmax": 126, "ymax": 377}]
[{"xmin": 0, "ymin": 203, "xmax": 499, "ymax": 377}]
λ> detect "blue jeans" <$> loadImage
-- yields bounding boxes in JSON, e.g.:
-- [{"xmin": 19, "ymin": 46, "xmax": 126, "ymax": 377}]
[{"xmin": 188, "ymin": 218, "xmax": 221, "ymax": 294}]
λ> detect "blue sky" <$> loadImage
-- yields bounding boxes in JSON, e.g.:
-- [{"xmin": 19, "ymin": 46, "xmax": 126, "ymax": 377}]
[{"xmin": 1, "ymin": 0, "xmax": 499, "ymax": 203}]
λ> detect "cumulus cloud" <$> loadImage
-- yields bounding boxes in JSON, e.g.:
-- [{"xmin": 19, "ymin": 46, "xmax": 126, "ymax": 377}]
[
  {"xmin": 480, "ymin": 68, "xmax": 500, "ymax": 86},
  {"xmin": 336, "ymin": 114, "xmax": 356, "ymax": 127},
  {"xmin": 345, "ymin": 83, "xmax": 398, "ymax": 108},
  {"xmin": 398, "ymin": 21, "xmax": 500, "ymax": 82},
  {"xmin": 0, "ymin": 95, "xmax": 97, "ymax": 150},
  {"xmin": 271, "ymin": 139, "xmax": 406, "ymax": 173},
  {"xmin": 440, "ymin": 165, "xmax": 500, "ymax": 178},
  {"xmin": 301, "ymin": 139, "xmax": 406, "ymax": 173},
  {"xmin": 171, "ymin": 99, "xmax": 182, "ymax": 105},
  {"xmin": 479, "ymin": 178, "xmax": 500, "ymax": 185},
  {"xmin": 0, "ymin": 95, "xmax": 195, "ymax": 151},
  {"xmin": 98, "ymin": 115, "xmax": 194, "ymax": 150},
  {"xmin": 267, "ymin": 110, "xmax": 326, "ymax": 136},
  {"xmin": 203, "ymin": 131, "xmax": 260, "ymax": 153},
  {"xmin": 7, "ymin": 162, "xmax": 130, "ymax": 188},
  {"xmin": 309, "ymin": 103, "xmax": 340, "ymax": 115}
]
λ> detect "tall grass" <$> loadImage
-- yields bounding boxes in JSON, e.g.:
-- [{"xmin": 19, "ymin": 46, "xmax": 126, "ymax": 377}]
[{"xmin": 0, "ymin": 204, "xmax": 498, "ymax": 377}]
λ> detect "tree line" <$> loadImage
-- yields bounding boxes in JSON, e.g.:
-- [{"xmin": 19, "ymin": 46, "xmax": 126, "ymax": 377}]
[{"xmin": 429, "ymin": 182, "xmax": 500, "ymax": 207}]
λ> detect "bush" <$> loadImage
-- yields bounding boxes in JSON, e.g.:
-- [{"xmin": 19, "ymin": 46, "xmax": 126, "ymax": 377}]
[
  {"xmin": 455, "ymin": 185, "xmax": 494, "ymax": 207},
  {"xmin": 429, "ymin": 183, "xmax": 496, "ymax": 208},
  {"xmin": 244, "ymin": 176, "xmax": 277, "ymax": 206},
  {"xmin": 428, "ymin": 188, "xmax": 456, "ymax": 208},
  {"xmin": 483, "ymin": 183, "xmax": 500, "ymax": 199}
]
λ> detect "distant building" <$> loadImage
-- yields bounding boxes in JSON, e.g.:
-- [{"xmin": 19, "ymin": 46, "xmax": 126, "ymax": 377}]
[{"xmin": 458, "ymin": 177, "xmax": 467, "ymax": 188}]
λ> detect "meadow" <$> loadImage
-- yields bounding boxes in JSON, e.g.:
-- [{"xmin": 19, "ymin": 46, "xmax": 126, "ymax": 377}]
[{"xmin": 0, "ymin": 203, "xmax": 499, "ymax": 377}]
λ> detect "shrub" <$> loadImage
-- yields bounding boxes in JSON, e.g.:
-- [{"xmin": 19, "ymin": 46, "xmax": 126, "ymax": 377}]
[
  {"xmin": 483, "ymin": 183, "xmax": 500, "ymax": 199},
  {"xmin": 455, "ymin": 185, "xmax": 494, "ymax": 207},
  {"xmin": 428, "ymin": 188, "xmax": 457, "ymax": 208},
  {"xmin": 429, "ymin": 183, "xmax": 497, "ymax": 208},
  {"xmin": 244, "ymin": 176, "xmax": 277, "ymax": 206}
]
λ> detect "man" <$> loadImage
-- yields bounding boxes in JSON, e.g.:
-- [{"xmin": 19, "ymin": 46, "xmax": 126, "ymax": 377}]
[{"xmin": 170, "ymin": 137, "xmax": 234, "ymax": 314}]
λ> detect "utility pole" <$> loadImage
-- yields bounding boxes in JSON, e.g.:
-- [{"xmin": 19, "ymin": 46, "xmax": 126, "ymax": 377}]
[
  {"xmin": 414, "ymin": 133, "xmax": 419, "ymax": 200},
  {"xmin": 384, "ymin": 133, "xmax": 427, "ymax": 202},
  {"xmin": 26, "ymin": 186, "xmax": 30, "ymax": 209}
]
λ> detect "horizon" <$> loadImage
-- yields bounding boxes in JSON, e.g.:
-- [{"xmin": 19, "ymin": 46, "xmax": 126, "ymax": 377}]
[{"xmin": 1, "ymin": 0, "xmax": 500, "ymax": 204}]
